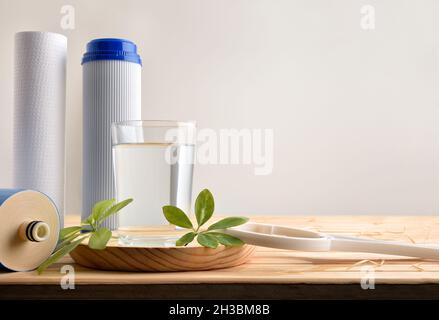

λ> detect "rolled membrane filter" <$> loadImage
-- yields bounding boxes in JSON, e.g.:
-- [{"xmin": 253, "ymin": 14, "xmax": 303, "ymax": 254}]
[
  {"xmin": 0, "ymin": 189, "xmax": 60, "ymax": 272},
  {"xmin": 14, "ymin": 31, "xmax": 67, "ymax": 227},
  {"xmin": 82, "ymin": 38, "xmax": 142, "ymax": 230}
]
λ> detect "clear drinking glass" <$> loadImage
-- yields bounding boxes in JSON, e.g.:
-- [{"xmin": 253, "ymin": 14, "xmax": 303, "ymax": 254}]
[{"xmin": 111, "ymin": 120, "xmax": 196, "ymax": 244}]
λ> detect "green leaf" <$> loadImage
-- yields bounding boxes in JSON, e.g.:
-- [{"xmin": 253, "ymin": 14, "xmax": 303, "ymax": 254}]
[
  {"xmin": 91, "ymin": 199, "xmax": 115, "ymax": 225},
  {"xmin": 37, "ymin": 237, "xmax": 86, "ymax": 274},
  {"xmin": 56, "ymin": 231, "xmax": 82, "ymax": 251},
  {"xmin": 97, "ymin": 198, "xmax": 133, "ymax": 226},
  {"xmin": 207, "ymin": 217, "xmax": 249, "ymax": 231},
  {"xmin": 162, "ymin": 206, "xmax": 193, "ymax": 229},
  {"xmin": 208, "ymin": 232, "xmax": 244, "ymax": 246},
  {"xmin": 59, "ymin": 226, "xmax": 82, "ymax": 241},
  {"xmin": 197, "ymin": 233, "xmax": 218, "ymax": 248},
  {"xmin": 175, "ymin": 232, "xmax": 197, "ymax": 246},
  {"xmin": 83, "ymin": 217, "xmax": 94, "ymax": 228},
  {"xmin": 88, "ymin": 228, "xmax": 112, "ymax": 250},
  {"xmin": 82, "ymin": 216, "xmax": 93, "ymax": 226},
  {"xmin": 37, "ymin": 198, "xmax": 134, "ymax": 275},
  {"xmin": 195, "ymin": 189, "xmax": 215, "ymax": 228}
]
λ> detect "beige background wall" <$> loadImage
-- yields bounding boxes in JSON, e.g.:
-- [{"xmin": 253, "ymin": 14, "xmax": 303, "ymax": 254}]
[{"xmin": 1, "ymin": 0, "xmax": 439, "ymax": 217}]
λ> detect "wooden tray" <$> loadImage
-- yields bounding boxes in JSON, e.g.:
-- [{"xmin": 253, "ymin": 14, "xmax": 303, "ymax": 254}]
[{"xmin": 70, "ymin": 243, "xmax": 256, "ymax": 272}]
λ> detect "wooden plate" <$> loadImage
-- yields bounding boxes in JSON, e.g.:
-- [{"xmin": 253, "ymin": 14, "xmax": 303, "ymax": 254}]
[{"xmin": 70, "ymin": 243, "xmax": 255, "ymax": 272}]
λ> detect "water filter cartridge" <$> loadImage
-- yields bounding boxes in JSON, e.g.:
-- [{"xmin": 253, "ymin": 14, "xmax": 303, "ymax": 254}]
[
  {"xmin": 0, "ymin": 189, "xmax": 60, "ymax": 272},
  {"xmin": 82, "ymin": 38, "xmax": 142, "ymax": 230},
  {"xmin": 14, "ymin": 31, "xmax": 67, "ymax": 227}
]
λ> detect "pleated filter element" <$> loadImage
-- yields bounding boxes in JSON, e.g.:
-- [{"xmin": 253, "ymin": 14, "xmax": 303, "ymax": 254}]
[
  {"xmin": 14, "ymin": 32, "xmax": 67, "ymax": 227},
  {"xmin": 82, "ymin": 59, "xmax": 141, "ymax": 230}
]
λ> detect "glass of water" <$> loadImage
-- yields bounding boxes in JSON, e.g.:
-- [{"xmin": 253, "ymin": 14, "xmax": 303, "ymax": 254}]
[{"xmin": 111, "ymin": 120, "xmax": 196, "ymax": 237}]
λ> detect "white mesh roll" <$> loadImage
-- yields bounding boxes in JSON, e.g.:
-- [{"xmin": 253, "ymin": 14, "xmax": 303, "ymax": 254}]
[{"xmin": 13, "ymin": 32, "xmax": 67, "ymax": 227}]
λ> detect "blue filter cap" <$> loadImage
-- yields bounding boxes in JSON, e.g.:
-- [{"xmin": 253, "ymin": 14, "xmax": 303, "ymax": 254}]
[{"xmin": 82, "ymin": 38, "xmax": 142, "ymax": 65}]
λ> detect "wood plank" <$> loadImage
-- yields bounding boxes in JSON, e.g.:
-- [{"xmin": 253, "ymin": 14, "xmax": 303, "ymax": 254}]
[{"xmin": 2, "ymin": 215, "xmax": 439, "ymax": 291}]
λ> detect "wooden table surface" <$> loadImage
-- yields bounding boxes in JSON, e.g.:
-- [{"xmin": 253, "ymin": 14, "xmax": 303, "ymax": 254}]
[{"xmin": 2, "ymin": 215, "xmax": 439, "ymax": 299}]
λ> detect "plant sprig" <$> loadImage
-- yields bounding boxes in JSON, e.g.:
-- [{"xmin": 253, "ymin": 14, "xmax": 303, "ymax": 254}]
[
  {"xmin": 163, "ymin": 189, "xmax": 248, "ymax": 248},
  {"xmin": 37, "ymin": 198, "xmax": 133, "ymax": 274}
]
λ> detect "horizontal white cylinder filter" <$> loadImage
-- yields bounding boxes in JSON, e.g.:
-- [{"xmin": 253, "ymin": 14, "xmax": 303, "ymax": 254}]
[{"xmin": 0, "ymin": 189, "xmax": 60, "ymax": 272}]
